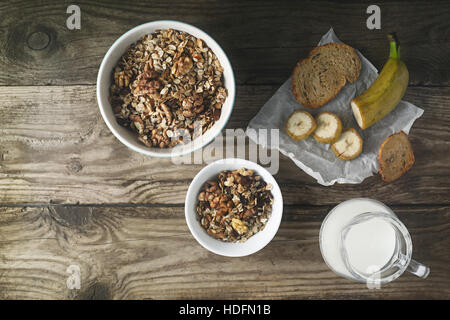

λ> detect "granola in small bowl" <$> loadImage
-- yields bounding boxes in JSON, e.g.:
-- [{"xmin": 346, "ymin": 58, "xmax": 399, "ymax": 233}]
[
  {"xmin": 196, "ymin": 168, "xmax": 274, "ymax": 242},
  {"xmin": 185, "ymin": 158, "xmax": 283, "ymax": 256},
  {"xmin": 109, "ymin": 28, "xmax": 227, "ymax": 149}
]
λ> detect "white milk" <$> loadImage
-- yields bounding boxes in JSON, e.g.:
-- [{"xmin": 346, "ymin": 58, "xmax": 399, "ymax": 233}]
[
  {"xmin": 343, "ymin": 217, "xmax": 397, "ymax": 275},
  {"xmin": 319, "ymin": 198, "xmax": 397, "ymax": 279}
]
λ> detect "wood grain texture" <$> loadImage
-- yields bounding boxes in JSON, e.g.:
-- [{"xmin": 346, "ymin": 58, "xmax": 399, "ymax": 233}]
[
  {"xmin": 0, "ymin": 205, "xmax": 448, "ymax": 300},
  {"xmin": 1, "ymin": 0, "xmax": 449, "ymax": 301},
  {"xmin": 0, "ymin": 85, "xmax": 449, "ymax": 205},
  {"xmin": 0, "ymin": 0, "xmax": 449, "ymax": 86}
]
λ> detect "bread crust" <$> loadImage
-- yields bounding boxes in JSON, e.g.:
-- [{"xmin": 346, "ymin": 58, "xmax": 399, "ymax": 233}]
[
  {"xmin": 378, "ymin": 131, "xmax": 415, "ymax": 182},
  {"xmin": 291, "ymin": 43, "xmax": 361, "ymax": 109}
]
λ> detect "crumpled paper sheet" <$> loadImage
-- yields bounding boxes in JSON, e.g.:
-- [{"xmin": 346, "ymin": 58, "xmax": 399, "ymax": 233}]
[{"xmin": 246, "ymin": 28, "xmax": 424, "ymax": 186}]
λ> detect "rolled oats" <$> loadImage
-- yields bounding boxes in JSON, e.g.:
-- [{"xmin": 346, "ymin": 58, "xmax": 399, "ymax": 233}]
[
  {"xmin": 109, "ymin": 29, "xmax": 227, "ymax": 148},
  {"xmin": 196, "ymin": 168, "xmax": 274, "ymax": 242}
]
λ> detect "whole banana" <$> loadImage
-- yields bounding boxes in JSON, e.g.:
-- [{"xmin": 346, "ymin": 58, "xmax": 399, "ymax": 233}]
[{"xmin": 351, "ymin": 33, "xmax": 409, "ymax": 130}]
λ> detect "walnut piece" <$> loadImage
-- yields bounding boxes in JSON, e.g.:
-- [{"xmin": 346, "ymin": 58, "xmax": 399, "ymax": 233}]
[{"xmin": 231, "ymin": 218, "xmax": 248, "ymax": 234}]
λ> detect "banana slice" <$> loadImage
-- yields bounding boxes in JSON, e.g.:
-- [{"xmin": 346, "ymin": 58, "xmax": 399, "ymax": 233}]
[
  {"xmin": 286, "ymin": 110, "xmax": 316, "ymax": 140},
  {"xmin": 331, "ymin": 128, "xmax": 363, "ymax": 160},
  {"xmin": 313, "ymin": 112, "xmax": 343, "ymax": 144}
]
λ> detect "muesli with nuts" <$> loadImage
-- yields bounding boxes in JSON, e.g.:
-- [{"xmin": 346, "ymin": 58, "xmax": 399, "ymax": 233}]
[
  {"xmin": 109, "ymin": 28, "xmax": 227, "ymax": 148},
  {"xmin": 196, "ymin": 168, "xmax": 274, "ymax": 242}
]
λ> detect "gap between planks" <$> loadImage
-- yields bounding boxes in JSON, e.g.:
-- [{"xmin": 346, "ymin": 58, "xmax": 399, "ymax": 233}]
[{"xmin": 0, "ymin": 203, "xmax": 449, "ymax": 208}]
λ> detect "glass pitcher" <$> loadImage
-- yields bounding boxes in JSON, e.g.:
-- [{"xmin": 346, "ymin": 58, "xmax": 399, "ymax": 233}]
[{"xmin": 319, "ymin": 198, "xmax": 430, "ymax": 286}]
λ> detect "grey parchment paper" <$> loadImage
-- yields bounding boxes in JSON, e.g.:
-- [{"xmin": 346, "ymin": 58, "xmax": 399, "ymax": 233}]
[{"xmin": 246, "ymin": 28, "xmax": 424, "ymax": 186}]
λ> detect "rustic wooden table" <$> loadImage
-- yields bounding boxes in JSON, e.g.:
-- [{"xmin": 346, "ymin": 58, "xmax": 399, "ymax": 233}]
[{"xmin": 0, "ymin": 0, "xmax": 449, "ymax": 300}]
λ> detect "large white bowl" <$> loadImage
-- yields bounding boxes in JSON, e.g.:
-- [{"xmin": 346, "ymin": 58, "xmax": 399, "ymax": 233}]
[
  {"xmin": 185, "ymin": 158, "xmax": 283, "ymax": 257},
  {"xmin": 97, "ymin": 20, "xmax": 236, "ymax": 157}
]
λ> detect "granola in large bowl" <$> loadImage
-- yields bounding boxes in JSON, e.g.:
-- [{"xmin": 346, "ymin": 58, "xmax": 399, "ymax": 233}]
[{"xmin": 97, "ymin": 21, "xmax": 235, "ymax": 157}]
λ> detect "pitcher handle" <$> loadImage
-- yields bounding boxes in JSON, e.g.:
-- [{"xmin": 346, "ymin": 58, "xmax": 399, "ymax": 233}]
[
  {"xmin": 396, "ymin": 253, "xmax": 430, "ymax": 279},
  {"xmin": 406, "ymin": 258, "xmax": 430, "ymax": 279}
]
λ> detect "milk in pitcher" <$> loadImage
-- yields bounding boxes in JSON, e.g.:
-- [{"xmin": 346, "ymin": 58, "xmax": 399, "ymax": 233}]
[{"xmin": 319, "ymin": 198, "xmax": 397, "ymax": 279}]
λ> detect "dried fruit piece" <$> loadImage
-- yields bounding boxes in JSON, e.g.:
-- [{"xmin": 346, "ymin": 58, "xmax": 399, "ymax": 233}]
[
  {"xmin": 286, "ymin": 110, "xmax": 316, "ymax": 140},
  {"xmin": 331, "ymin": 128, "xmax": 363, "ymax": 160}
]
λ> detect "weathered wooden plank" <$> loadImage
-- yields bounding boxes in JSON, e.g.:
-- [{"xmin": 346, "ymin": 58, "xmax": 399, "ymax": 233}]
[
  {"xmin": 0, "ymin": 0, "xmax": 449, "ymax": 85},
  {"xmin": 0, "ymin": 205, "xmax": 448, "ymax": 299},
  {"xmin": 0, "ymin": 85, "xmax": 449, "ymax": 205}
]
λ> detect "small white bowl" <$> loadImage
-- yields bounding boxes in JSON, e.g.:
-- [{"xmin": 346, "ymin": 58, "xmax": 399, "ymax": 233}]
[
  {"xmin": 185, "ymin": 158, "xmax": 283, "ymax": 257},
  {"xmin": 96, "ymin": 20, "xmax": 236, "ymax": 157}
]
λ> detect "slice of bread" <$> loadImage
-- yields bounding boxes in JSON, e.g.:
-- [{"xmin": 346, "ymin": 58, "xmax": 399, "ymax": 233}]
[
  {"xmin": 378, "ymin": 131, "xmax": 415, "ymax": 182},
  {"xmin": 292, "ymin": 43, "xmax": 361, "ymax": 109}
]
